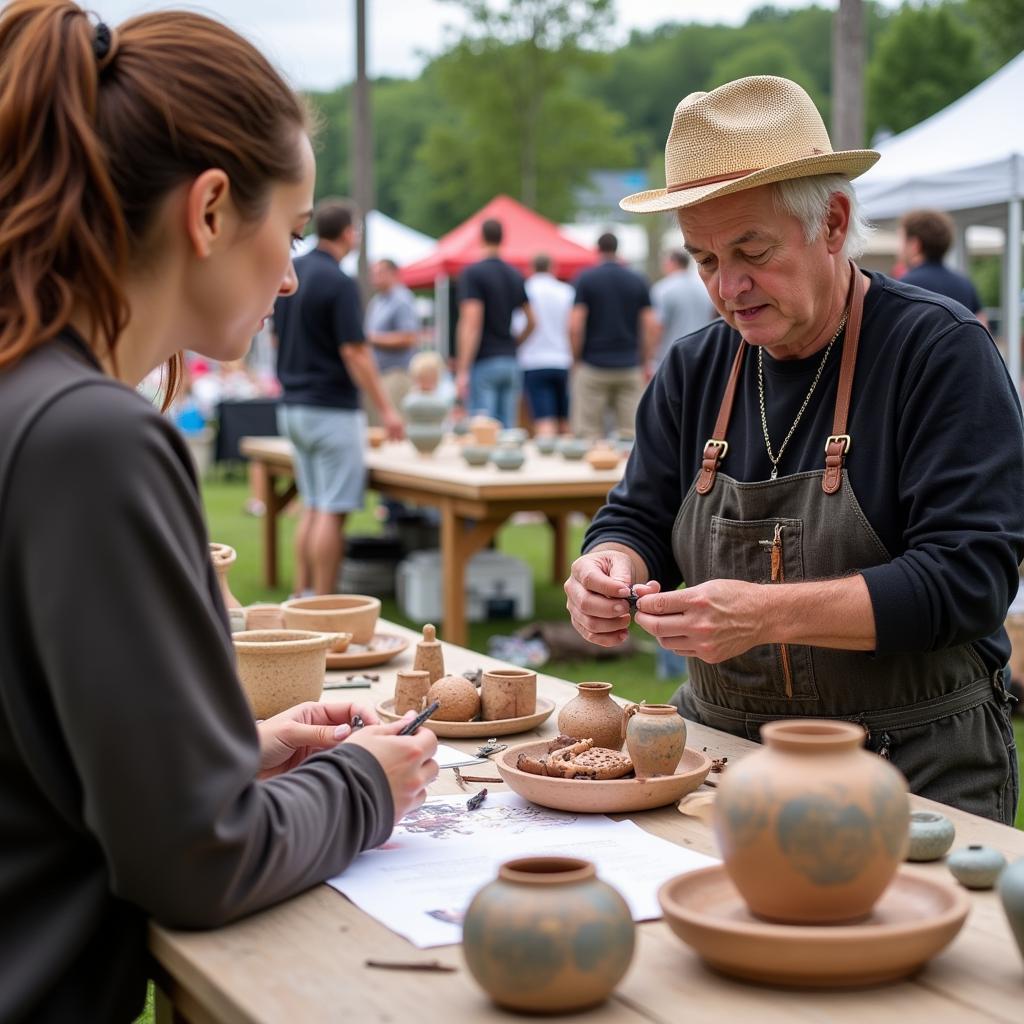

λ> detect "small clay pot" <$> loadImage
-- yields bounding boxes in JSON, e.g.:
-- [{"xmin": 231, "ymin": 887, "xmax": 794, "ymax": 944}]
[
  {"xmin": 366, "ymin": 426, "xmax": 387, "ymax": 449},
  {"xmin": 558, "ymin": 437, "xmax": 588, "ymax": 461},
  {"xmin": 947, "ymin": 844, "xmax": 1007, "ymax": 890},
  {"xmin": 413, "ymin": 623, "xmax": 445, "ymax": 683},
  {"xmin": 406, "ymin": 422, "xmax": 445, "ymax": 455},
  {"xmin": 490, "ymin": 446, "xmax": 525, "ymax": 471},
  {"xmin": 281, "ymin": 594, "xmax": 380, "ymax": 646},
  {"xmin": 586, "ymin": 446, "xmax": 620, "ymax": 471},
  {"xmin": 209, "ymin": 542, "xmax": 242, "ymax": 610},
  {"xmin": 244, "ymin": 604, "xmax": 286, "ymax": 630},
  {"xmin": 557, "ymin": 682, "xmax": 625, "ymax": 750},
  {"xmin": 232, "ymin": 629, "xmax": 337, "ymax": 719},
  {"xmin": 462, "ymin": 445, "xmax": 492, "ymax": 467},
  {"xmin": 480, "ymin": 667, "xmax": 537, "ymax": 721},
  {"xmin": 906, "ymin": 810, "xmax": 956, "ymax": 862},
  {"xmin": 470, "ymin": 415, "xmax": 500, "ymax": 446},
  {"xmin": 997, "ymin": 857, "xmax": 1024, "ymax": 965},
  {"xmin": 498, "ymin": 428, "xmax": 528, "ymax": 446},
  {"xmin": 394, "ymin": 669, "xmax": 431, "ymax": 715},
  {"xmin": 713, "ymin": 719, "xmax": 909, "ymax": 925},
  {"xmin": 534, "ymin": 434, "xmax": 558, "ymax": 455},
  {"xmin": 463, "ymin": 857, "xmax": 635, "ymax": 1014},
  {"xmin": 624, "ymin": 704, "xmax": 687, "ymax": 779}
]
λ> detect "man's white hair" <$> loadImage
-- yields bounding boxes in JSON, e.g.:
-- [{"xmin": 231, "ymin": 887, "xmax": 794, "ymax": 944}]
[{"xmin": 772, "ymin": 174, "xmax": 874, "ymax": 260}]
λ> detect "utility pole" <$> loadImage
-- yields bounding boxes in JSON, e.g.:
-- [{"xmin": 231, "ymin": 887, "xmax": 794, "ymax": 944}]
[
  {"xmin": 352, "ymin": 0, "xmax": 374, "ymax": 298},
  {"xmin": 831, "ymin": 0, "xmax": 865, "ymax": 150}
]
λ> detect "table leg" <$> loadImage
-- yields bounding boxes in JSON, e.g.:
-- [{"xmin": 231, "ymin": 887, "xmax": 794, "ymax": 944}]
[
  {"xmin": 547, "ymin": 512, "xmax": 569, "ymax": 584},
  {"xmin": 259, "ymin": 465, "xmax": 297, "ymax": 590},
  {"xmin": 440, "ymin": 503, "xmax": 504, "ymax": 647}
]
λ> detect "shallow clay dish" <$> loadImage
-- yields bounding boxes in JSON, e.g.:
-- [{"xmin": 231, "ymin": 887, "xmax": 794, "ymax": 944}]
[
  {"xmin": 324, "ymin": 632, "xmax": 409, "ymax": 670},
  {"xmin": 658, "ymin": 864, "xmax": 969, "ymax": 988},
  {"xmin": 495, "ymin": 740, "xmax": 711, "ymax": 813},
  {"xmin": 281, "ymin": 594, "xmax": 381, "ymax": 645},
  {"xmin": 375, "ymin": 696, "xmax": 555, "ymax": 737}
]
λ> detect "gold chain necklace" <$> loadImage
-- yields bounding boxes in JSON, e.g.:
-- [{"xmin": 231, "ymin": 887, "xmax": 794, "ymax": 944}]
[{"xmin": 757, "ymin": 313, "xmax": 847, "ymax": 480}]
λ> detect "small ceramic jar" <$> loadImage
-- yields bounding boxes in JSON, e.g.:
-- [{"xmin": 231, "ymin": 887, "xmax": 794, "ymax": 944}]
[
  {"xmin": 906, "ymin": 810, "xmax": 956, "ymax": 862},
  {"xmin": 490, "ymin": 446, "xmax": 525, "ymax": 471},
  {"xmin": 947, "ymin": 845, "xmax": 1007, "ymax": 889},
  {"xmin": 557, "ymin": 682, "xmax": 625, "ymax": 750},
  {"xmin": 534, "ymin": 435, "xmax": 558, "ymax": 455},
  {"xmin": 997, "ymin": 857, "xmax": 1024, "ymax": 964},
  {"xmin": 624, "ymin": 704, "xmax": 687, "ymax": 779},
  {"xmin": 462, "ymin": 445, "xmax": 492, "ymax": 467}
]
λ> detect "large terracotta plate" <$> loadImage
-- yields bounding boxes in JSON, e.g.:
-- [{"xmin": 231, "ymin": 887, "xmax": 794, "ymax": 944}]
[
  {"xmin": 325, "ymin": 633, "xmax": 409, "ymax": 670},
  {"xmin": 658, "ymin": 864, "xmax": 969, "ymax": 988},
  {"xmin": 375, "ymin": 696, "xmax": 555, "ymax": 737},
  {"xmin": 495, "ymin": 740, "xmax": 711, "ymax": 813}
]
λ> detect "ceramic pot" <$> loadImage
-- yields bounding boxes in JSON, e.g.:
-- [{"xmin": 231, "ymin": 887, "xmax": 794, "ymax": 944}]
[
  {"xmin": 462, "ymin": 445, "xmax": 492, "ymax": 467},
  {"xmin": 997, "ymin": 857, "xmax": 1024, "ymax": 965},
  {"xmin": 452, "ymin": 417, "xmax": 471, "ymax": 437},
  {"xmin": 209, "ymin": 542, "xmax": 242, "ymax": 610},
  {"xmin": 244, "ymin": 603, "xmax": 285, "ymax": 630},
  {"xmin": 490, "ymin": 446, "xmax": 525, "ymax": 471},
  {"xmin": 480, "ymin": 667, "xmax": 537, "ymax": 721},
  {"xmin": 947, "ymin": 844, "xmax": 1007, "ymax": 889},
  {"xmin": 498, "ymin": 427, "xmax": 528, "ymax": 446},
  {"xmin": 403, "ymin": 390, "xmax": 449, "ymax": 423},
  {"xmin": 558, "ymin": 437, "xmax": 588, "ymax": 461},
  {"xmin": 557, "ymin": 682, "xmax": 625, "ymax": 750},
  {"xmin": 586, "ymin": 446, "xmax": 620, "ymax": 471},
  {"xmin": 366, "ymin": 426, "xmax": 387, "ymax": 449},
  {"xmin": 232, "ymin": 629, "xmax": 337, "ymax": 719},
  {"xmin": 227, "ymin": 608, "xmax": 248, "ymax": 634},
  {"xmin": 534, "ymin": 434, "xmax": 558, "ymax": 455},
  {"xmin": 394, "ymin": 669, "xmax": 431, "ymax": 715},
  {"xmin": 470, "ymin": 415, "xmax": 500, "ymax": 446},
  {"xmin": 463, "ymin": 857, "xmax": 635, "ymax": 1014},
  {"xmin": 906, "ymin": 810, "xmax": 956, "ymax": 862},
  {"xmin": 713, "ymin": 719, "xmax": 909, "ymax": 925},
  {"xmin": 406, "ymin": 422, "xmax": 445, "ymax": 455},
  {"xmin": 624, "ymin": 704, "xmax": 687, "ymax": 779},
  {"xmin": 413, "ymin": 623, "xmax": 445, "ymax": 683},
  {"xmin": 281, "ymin": 594, "xmax": 380, "ymax": 646}
]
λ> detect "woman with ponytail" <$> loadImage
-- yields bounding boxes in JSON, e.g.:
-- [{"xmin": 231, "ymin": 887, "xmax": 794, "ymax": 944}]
[{"xmin": 0, "ymin": 4, "xmax": 436, "ymax": 1020}]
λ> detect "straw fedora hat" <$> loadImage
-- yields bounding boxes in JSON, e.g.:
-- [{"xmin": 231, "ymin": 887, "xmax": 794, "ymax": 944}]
[{"xmin": 620, "ymin": 75, "xmax": 879, "ymax": 214}]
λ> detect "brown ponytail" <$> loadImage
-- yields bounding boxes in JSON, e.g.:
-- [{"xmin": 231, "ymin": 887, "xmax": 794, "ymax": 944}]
[{"xmin": 0, "ymin": 1, "xmax": 309, "ymax": 408}]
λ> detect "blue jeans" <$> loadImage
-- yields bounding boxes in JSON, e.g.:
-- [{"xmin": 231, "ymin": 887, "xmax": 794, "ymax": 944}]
[{"xmin": 470, "ymin": 356, "xmax": 521, "ymax": 428}]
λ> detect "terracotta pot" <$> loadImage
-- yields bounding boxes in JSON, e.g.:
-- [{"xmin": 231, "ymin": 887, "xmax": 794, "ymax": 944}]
[
  {"xmin": 463, "ymin": 857, "xmax": 635, "ymax": 1014},
  {"xmin": 713, "ymin": 719, "xmax": 909, "ymax": 925},
  {"xmin": 209, "ymin": 542, "xmax": 242, "ymax": 610},
  {"xmin": 281, "ymin": 594, "xmax": 380, "ymax": 646},
  {"xmin": 394, "ymin": 669, "xmax": 431, "ymax": 715},
  {"xmin": 998, "ymin": 857, "xmax": 1024, "ymax": 966},
  {"xmin": 244, "ymin": 603, "xmax": 286, "ymax": 631},
  {"xmin": 470, "ymin": 415, "xmax": 500, "ymax": 447},
  {"xmin": 232, "ymin": 629, "xmax": 337, "ymax": 719},
  {"xmin": 413, "ymin": 623, "xmax": 445, "ymax": 683},
  {"xmin": 481, "ymin": 668, "xmax": 537, "ymax": 721},
  {"xmin": 624, "ymin": 704, "xmax": 687, "ymax": 779},
  {"xmin": 557, "ymin": 682, "xmax": 625, "ymax": 750},
  {"xmin": 586, "ymin": 446, "xmax": 621, "ymax": 471}
]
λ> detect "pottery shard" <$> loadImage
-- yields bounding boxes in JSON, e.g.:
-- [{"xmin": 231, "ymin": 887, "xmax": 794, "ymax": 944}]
[{"xmin": 516, "ymin": 738, "xmax": 633, "ymax": 781}]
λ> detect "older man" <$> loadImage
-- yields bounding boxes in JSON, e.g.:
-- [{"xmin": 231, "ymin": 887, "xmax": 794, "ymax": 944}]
[{"xmin": 565, "ymin": 76, "xmax": 1024, "ymax": 823}]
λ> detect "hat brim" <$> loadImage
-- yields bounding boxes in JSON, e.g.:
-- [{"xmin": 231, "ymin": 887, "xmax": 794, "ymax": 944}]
[{"xmin": 620, "ymin": 151, "xmax": 880, "ymax": 214}]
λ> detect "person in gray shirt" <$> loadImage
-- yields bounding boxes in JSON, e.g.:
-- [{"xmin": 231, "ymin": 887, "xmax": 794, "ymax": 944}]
[
  {"xmin": 0, "ymin": 6, "xmax": 436, "ymax": 1022},
  {"xmin": 649, "ymin": 249, "xmax": 717, "ymax": 369},
  {"xmin": 366, "ymin": 257, "xmax": 420, "ymax": 424}
]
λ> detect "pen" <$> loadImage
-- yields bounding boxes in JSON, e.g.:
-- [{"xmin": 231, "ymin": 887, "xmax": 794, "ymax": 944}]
[{"xmin": 399, "ymin": 700, "xmax": 441, "ymax": 736}]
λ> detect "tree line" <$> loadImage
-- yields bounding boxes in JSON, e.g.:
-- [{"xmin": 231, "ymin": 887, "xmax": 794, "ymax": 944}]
[{"xmin": 307, "ymin": 0, "xmax": 1023, "ymax": 239}]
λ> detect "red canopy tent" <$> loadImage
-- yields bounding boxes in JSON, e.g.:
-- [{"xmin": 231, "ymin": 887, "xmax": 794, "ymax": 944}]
[{"xmin": 399, "ymin": 194, "xmax": 598, "ymax": 289}]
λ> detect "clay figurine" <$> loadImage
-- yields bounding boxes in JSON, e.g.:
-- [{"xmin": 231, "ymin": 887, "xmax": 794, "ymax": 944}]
[{"xmin": 413, "ymin": 623, "xmax": 445, "ymax": 683}]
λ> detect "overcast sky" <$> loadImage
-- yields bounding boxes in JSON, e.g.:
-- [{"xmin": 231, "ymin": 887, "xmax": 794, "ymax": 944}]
[{"xmin": 91, "ymin": 0, "xmax": 835, "ymax": 92}]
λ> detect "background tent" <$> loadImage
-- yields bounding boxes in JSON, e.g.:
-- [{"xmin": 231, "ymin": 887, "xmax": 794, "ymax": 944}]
[
  {"xmin": 295, "ymin": 209, "xmax": 435, "ymax": 270},
  {"xmin": 856, "ymin": 52, "xmax": 1024, "ymax": 390}
]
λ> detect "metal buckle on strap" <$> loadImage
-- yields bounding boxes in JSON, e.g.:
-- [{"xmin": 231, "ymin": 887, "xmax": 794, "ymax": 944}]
[
  {"xmin": 825, "ymin": 434, "xmax": 850, "ymax": 456},
  {"xmin": 703, "ymin": 438, "xmax": 729, "ymax": 460}
]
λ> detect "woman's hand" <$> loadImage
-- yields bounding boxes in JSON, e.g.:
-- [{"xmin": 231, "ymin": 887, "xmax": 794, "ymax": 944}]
[{"xmin": 257, "ymin": 701, "xmax": 379, "ymax": 779}]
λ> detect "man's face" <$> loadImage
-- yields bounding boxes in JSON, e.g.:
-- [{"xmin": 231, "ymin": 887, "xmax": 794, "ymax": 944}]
[
  {"xmin": 371, "ymin": 261, "xmax": 392, "ymax": 292},
  {"xmin": 678, "ymin": 184, "xmax": 846, "ymax": 359}
]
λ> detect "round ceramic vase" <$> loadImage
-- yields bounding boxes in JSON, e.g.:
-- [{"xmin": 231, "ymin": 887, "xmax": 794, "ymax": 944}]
[
  {"xmin": 557, "ymin": 682, "xmax": 625, "ymax": 750},
  {"xmin": 463, "ymin": 857, "xmax": 635, "ymax": 1014},
  {"xmin": 403, "ymin": 392, "xmax": 448, "ymax": 455},
  {"xmin": 624, "ymin": 704, "xmax": 687, "ymax": 779},
  {"xmin": 209, "ymin": 542, "xmax": 242, "ymax": 610},
  {"xmin": 906, "ymin": 810, "xmax": 956, "ymax": 862},
  {"xmin": 997, "ymin": 857, "xmax": 1024, "ymax": 965},
  {"xmin": 713, "ymin": 720, "xmax": 910, "ymax": 925},
  {"xmin": 947, "ymin": 845, "xmax": 1007, "ymax": 890}
]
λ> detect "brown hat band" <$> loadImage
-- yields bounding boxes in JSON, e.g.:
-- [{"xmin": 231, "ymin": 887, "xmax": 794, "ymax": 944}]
[{"xmin": 667, "ymin": 168, "xmax": 761, "ymax": 193}]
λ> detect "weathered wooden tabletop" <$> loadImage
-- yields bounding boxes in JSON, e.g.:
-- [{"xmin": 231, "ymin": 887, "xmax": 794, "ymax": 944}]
[{"xmin": 151, "ymin": 621, "xmax": 1024, "ymax": 1023}]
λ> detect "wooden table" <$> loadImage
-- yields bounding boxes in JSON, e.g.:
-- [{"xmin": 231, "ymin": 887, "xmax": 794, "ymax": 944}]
[
  {"xmin": 151, "ymin": 623, "xmax": 1024, "ymax": 1023},
  {"xmin": 240, "ymin": 436, "xmax": 624, "ymax": 646}
]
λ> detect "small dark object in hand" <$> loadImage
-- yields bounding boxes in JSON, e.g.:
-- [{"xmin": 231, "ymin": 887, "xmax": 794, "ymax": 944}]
[
  {"xmin": 467, "ymin": 789, "xmax": 488, "ymax": 811},
  {"xmin": 351, "ymin": 714, "xmax": 365, "ymax": 730},
  {"xmin": 626, "ymin": 585, "xmax": 639, "ymax": 611},
  {"xmin": 462, "ymin": 667, "xmax": 483, "ymax": 686},
  {"xmin": 710, "ymin": 756, "xmax": 728, "ymax": 773}
]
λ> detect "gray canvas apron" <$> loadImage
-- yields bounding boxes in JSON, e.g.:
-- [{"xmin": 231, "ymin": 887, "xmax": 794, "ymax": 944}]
[{"xmin": 668, "ymin": 263, "xmax": 1019, "ymax": 824}]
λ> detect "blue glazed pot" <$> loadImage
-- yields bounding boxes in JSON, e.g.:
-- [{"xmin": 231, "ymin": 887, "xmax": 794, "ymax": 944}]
[
  {"xmin": 463, "ymin": 857, "xmax": 635, "ymax": 1013},
  {"xmin": 947, "ymin": 845, "xmax": 1007, "ymax": 890}
]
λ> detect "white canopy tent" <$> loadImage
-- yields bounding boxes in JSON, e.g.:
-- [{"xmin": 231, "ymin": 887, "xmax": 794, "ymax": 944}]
[
  {"xmin": 295, "ymin": 209, "xmax": 435, "ymax": 271},
  {"xmin": 856, "ymin": 51, "xmax": 1024, "ymax": 391}
]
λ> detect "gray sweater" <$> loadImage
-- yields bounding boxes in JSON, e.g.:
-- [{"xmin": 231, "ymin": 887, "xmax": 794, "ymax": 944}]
[{"xmin": 0, "ymin": 335, "xmax": 393, "ymax": 1023}]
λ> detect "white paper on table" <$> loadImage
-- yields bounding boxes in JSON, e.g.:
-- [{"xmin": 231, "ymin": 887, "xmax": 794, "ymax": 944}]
[
  {"xmin": 433, "ymin": 743, "xmax": 488, "ymax": 770},
  {"xmin": 327, "ymin": 792, "xmax": 718, "ymax": 948}
]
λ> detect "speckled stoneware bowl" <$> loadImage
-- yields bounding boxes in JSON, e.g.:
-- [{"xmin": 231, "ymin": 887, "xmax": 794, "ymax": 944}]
[
  {"xmin": 281, "ymin": 594, "xmax": 380, "ymax": 645},
  {"xmin": 462, "ymin": 445, "xmax": 492, "ymax": 467},
  {"xmin": 232, "ymin": 629, "xmax": 338, "ymax": 719}
]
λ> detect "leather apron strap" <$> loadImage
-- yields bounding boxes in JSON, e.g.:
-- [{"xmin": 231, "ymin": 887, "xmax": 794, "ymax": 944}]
[{"xmin": 696, "ymin": 260, "xmax": 864, "ymax": 496}]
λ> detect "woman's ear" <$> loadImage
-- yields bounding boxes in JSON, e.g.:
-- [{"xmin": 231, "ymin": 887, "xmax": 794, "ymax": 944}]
[{"xmin": 185, "ymin": 169, "xmax": 232, "ymax": 259}]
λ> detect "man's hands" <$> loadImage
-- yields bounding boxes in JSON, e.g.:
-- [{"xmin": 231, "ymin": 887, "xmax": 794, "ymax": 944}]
[
  {"xmin": 564, "ymin": 549, "xmax": 638, "ymax": 647},
  {"xmin": 381, "ymin": 407, "xmax": 405, "ymax": 441}
]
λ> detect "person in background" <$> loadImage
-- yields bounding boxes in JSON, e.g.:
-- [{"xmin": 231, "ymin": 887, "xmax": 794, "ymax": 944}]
[
  {"xmin": 0, "ymin": 5, "xmax": 436, "ymax": 1021},
  {"xmin": 570, "ymin": 232, "xmax": 657, "ymax": 439},
  {"xmin": 408, "ymin": 349, "xmax": 447, "ymax": 398},
  {"xmin": 455, "ymin": 218, "xmax": 535, "ymax": 427},
  {"xmin": 274, "ymin": 198, "xmax": 404, "ymax": 596},
  {"xmin": 650, "ymin": 249, "xmax": 717, "ymax": 370},
  {"xmin": 518, "ymin": 253, "xmax": 573, "ymax": 437},
  {"xmin": 898, "ymin": 209, "xmax": 989, "ymax": 328},
  {"xmin": 365, "ymin": 257, "xmax": 419, "ymax": 426}
]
